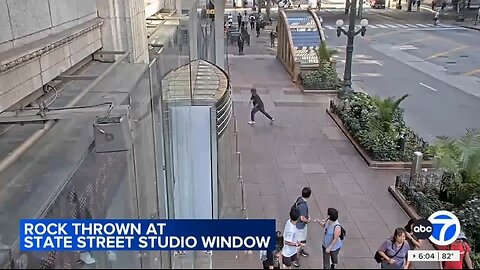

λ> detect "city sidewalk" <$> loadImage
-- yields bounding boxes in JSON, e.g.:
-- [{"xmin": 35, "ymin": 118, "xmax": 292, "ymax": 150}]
[{"xmin": 213, "ymin": 24, "xmax": 439, "ymax": 269}]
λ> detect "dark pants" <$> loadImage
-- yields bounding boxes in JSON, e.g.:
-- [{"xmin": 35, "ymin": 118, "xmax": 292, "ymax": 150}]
[
  {"xmin": 256, "ymin": 29, "xmax": 260, "ymax": 37},
  {"xmin": 238, "ymin": 44, "xmax": 244, "ymax": 54},
  {"xmin": 270, "ymin": 38, "xmax": 275, "ymax": 47},
  {"xmin": 322, "ymin": 246, "xmax": 340, "ymax": 269},
  {"xmin": 251, "ymin": 21, "xmax": 255, "ymax": 29},
  {"xmin": 251, "ymin": 106, "xmax": 272, "ymax": 121}
]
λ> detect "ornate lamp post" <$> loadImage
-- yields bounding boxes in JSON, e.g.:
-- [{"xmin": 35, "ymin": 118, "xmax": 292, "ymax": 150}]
[{"xmin": 335, "ymin": 15, "xmax": 368, "ymax": 97}]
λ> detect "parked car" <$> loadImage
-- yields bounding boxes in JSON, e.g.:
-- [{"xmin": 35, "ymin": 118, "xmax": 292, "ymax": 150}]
[{"xmin": 369, "ymin": 0, "xmax": 386, "ymax": 8}]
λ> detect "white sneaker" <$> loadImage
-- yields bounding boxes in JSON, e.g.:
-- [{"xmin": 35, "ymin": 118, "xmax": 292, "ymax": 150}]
[
  {"xmin": 271, "ymin": 118, "xmax": 275, "ymax": 122},
  {"xmin": 248, "ymin": 121, "xmax": 255, "ymax": 125}
]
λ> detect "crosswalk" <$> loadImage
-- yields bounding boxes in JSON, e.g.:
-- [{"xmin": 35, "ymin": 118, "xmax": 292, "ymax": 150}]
[{"xmin": 322, "ymin": 23, "xmax": 457, "ymax": 30}]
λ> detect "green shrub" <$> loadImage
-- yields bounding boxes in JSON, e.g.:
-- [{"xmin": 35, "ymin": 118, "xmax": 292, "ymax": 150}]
[
  {"xmin": 300, "ymin": 65, "xmax": 341, "ymax": 90},
  {"xmin": 429, "ymin": 129, "xmax": 480, "ymax": 206},
  {"xmin": 333, "ymin": 92, "xmax": 430, "ymax": 162},
  {"xmin": 396, "ymin": 173, "xmax": 480, "ymax": 265}
]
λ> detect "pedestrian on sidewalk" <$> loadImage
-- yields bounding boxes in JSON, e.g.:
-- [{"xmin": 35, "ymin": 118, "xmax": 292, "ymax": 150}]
[
  {"xmin": 475, "ymin": 7, "xmax": 480, "ymax": 25},
  {"xmin": 256, "ymin": 21, "xmax": 261, "ymax": 37},
  {"xmin": 270, "ymin": 30, "xmax": 276, "ymax": 47},
  {"xmin": 434, "ymin": 11, "xmax": 440, "ymax": 25},
  {"xmin": 281, "ymin": 208, "xmax": 304, "ymax": 269},
  {"xmin": 233, "ymin": 0, "xmax": 237, "ymax": 8},
  {"xmin": 431, "ymin": 0, "xmax": 436, "ymax": 10},
  {"xmin": 237, "ymin": 13, "xmax": 243, "ymax": 27},
  {"xmin": 238, "ymin": 35, "xmax": 245, "ymax": 55},
  {"xmin": 441, "ymin": 0, "xmax": 446, "ymax": 9},
  {"xmin": 248, "ymin": 88, "xmax": 274, "ymax": 124},
  {"xmin": 436, "ymin": 232, "xmax": 474, "ymax": 269},
  {"xmin": 416, "ymin": 0, "xmax": 421, "ymax": 10},
  {"xmin": 375, "ymin": 228, "xmax": 411, "ymax": 269},
  {"xmin": 260, "ymin": 231, "xmax": 283, "ymax": 269},
  {"xmin": 315, "ymin": 208, "xmax": 344, "ymax": 269},
  {"xmin": 291, "ymin": 187, "xmax": 312, "ymax": 267},
  {"xmin": 250, "ymin": 14, "xmax": 256, "ymax": 29}
]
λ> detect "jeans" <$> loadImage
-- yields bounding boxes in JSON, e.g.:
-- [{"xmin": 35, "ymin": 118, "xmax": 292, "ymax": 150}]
[
  {"xmin": 322, "ymin": 246, "xmax": 340, "ymax": 269},
  {"xmin": 251, "ymin": 106, "xmax": 272, "ymax": 121},
  {"xmin": 239, "ymin": 45, "xmax": 244, "ymax": 54}
]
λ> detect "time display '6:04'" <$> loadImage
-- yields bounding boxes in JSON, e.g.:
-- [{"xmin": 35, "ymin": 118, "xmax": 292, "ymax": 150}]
[{"xmin": 408, "ymin": 250, "xmax": 460, "ymax": 262}]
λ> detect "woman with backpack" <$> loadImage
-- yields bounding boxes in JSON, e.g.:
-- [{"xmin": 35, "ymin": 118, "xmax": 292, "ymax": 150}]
[
  {"xmin": 315, "ymin": 208, "xmax": 344, "ymax": 269},
  {"xmin": 375, "ymin": 228, "xmax": 410, "ymax": 269}
]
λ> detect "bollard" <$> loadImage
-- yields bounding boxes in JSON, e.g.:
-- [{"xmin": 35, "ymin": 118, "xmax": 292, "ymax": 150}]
[
  {"xmin": 237, "ymin": 152, "xmax": 242, "ymax": 179},
  {"xmin": 409, "ymin": 151, "xmax": 423, "ymax": 184},
  {"xmin": 240, "ymin": 179, "xmax": 246, "ymax": 210},
  {"xmin": 235, "ymin": 132, "xmax": 240, "ymax": 154}
]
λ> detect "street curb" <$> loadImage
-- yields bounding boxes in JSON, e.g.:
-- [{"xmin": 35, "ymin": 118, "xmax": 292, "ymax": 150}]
[
  {"xmin": 388, "ymin": 186, "xmax": 444, "ymax": 250},
  {"xmin": 460, "ymin": 25, "xmax": 480, "ymax": 31},
  {"xmin": 388, "ymin": 186, "xmax": 422, "ymax": 220},
  {"xmin": 326, "ymin": 107, "xmax": 434, "ymax": 170}
]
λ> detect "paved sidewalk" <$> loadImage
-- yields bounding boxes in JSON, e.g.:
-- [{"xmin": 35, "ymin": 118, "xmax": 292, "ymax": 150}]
[{"xmin": 213, "ymin": 23, "xmax": 438, "ymax": 269}]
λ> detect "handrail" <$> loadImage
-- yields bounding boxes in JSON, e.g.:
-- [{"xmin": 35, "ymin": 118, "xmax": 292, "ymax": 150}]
[
  {"xmin": 279, "ymin": 10, "xmax": 298, "ymax": 63},
  {"xmin": 278, "ymin": 9, "xmax": 302, "ymax": 81},
  {"xmin": 308, "ymin": 9, "xmax": 327, "ymax": 43}
]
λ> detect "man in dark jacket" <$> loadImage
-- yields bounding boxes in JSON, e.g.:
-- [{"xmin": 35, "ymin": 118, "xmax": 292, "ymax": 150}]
[
  {"xmin": 238, "ymin": 35, "xmax": 245, "ymax": 55},
  {"xmin": 248, "ymin": 88, "xmax": 274, "ymax": 124}
]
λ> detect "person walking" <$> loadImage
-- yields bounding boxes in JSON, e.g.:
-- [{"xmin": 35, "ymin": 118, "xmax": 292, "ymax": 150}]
[
  {"xmin": 256, "ymin": 20, "xmax": 261, "ymax": 37},
  {"xmin": 431, "ymin": 0, "xmax": 436, "ymax": 10},
  {"xmin": 270, "ymin": 30, "xmax": 276, "ymax": 47},
  {"xmin": 238, "ymin": 35, "xmax": 245, "ymax": 55},
  {"xmin": 376, "ymin": 228, "xmax": 411, "ymax": 269},
  {"xmin": 248, "ymin": 88, "xmax": 274, "ymax": 125},
  {"xmin": 416, "ymin": 0, "xmax": 421, "ymax": 10},
  {"xmin": 315, "ymin": 208, "xmax": 344, "ymax": 269},
  {"xmin": 434, "ymin": 11, "xmax": 440, "ymax": 25},
  {"xmin": 250, "ymin": 14, "xmax": 256, "ymax": 29},
  {"xmin": 292, "ymin": 187, "xmax": 312, "ymax": 267},
  {"xmin": 237, "ymin": 13, "xmax": 243, "ymax": 27},
  {"xmin": 437, "ymin": 232, "xmax": 474, "ymax": 269},
  {"xmin": 475, "ymin": 7, "xmax": 480, "ymax": 25},
  {"xmin": 260, "ymin": 231, "xmax": 283, "ymax": 269},
  {"xmin": 281, "ymin": 208, "xmax": 304, "ymax": 269}
]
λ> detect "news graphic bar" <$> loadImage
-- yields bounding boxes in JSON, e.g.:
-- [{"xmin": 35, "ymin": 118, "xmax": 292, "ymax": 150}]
[
  {"xmin": 408, "ymin": 250, "xmax": 460, "ymax": 262},
  {"xmin": 20, "ymin": 219, "xmax": 276, "ymax": 251}
]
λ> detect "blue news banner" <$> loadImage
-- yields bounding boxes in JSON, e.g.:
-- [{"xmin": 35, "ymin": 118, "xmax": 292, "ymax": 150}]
[{"xmin": 20, "ymin": 219, "xmax": 276, "ymax": 251}]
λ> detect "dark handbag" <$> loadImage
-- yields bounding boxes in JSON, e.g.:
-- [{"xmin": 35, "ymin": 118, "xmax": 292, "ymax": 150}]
[{"xmin": 374, "ymin": 241, "xmax": 404, "ymax": 264}]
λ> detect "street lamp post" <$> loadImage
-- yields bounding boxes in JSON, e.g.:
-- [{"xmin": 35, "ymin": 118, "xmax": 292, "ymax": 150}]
[{"xmin": 336, "ymin": 10, "xmax": 368, "ymax": 96}]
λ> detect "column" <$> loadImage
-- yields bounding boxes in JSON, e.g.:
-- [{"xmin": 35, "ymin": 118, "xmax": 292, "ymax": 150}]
[
  {"xmin": 96, "ymin": 0, "xmax": 149, "ymax": 63},
  {"xmin": 214, "ymin": 0, "xmax": 226, "ymax": 69}
]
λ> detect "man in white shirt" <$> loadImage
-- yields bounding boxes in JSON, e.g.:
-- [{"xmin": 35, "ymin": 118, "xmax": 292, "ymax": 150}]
[{"xmin": 281, "ymin": 208, "xmax": 304, "ymax": 269}]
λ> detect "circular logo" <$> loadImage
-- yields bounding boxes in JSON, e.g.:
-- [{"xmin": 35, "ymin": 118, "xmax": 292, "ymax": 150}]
[
  {"xmin": 412, "ymin": 218, "xmax": 433, "ymax": 239},
  {"xmin": 427, "ymin": 211, "xmax": 461, "ymax": 246}
]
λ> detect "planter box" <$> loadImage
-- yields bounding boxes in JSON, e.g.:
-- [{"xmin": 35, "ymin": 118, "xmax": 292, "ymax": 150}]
[
  {"xmin": 326, "ymin": 107, "xmax": 434, "ymax": 169},
  {"xmin": 297, "ymin": 82, "xmax": 339, "ymax": 94}
]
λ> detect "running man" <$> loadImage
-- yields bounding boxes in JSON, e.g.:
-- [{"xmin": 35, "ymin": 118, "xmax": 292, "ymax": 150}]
[{"xmin": 248, "ymin": 88, "xmax": 274, "ymax": 125}]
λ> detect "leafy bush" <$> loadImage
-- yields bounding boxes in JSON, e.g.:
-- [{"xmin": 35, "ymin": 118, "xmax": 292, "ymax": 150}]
[
  {"xmin": 396, "ymin": 173, "xmax": 480, "ymax": 267},
  {"xmin": 300, "ymin": 65, "xmax": 341, "ymax": 90},
  {"xmin": 333, "ymin": 92, "xmax": 430, "ymax": 162},
  {"xmin": 299, "ymin": 42, "xmax": 341, "ymax": 90},
  {"xmin": 316, "ymin": 42, "xmax": 337, "ymax": 64},
  {"xmin": 428, "ymin": 129, "xmax": 480, "ymax": 206}
]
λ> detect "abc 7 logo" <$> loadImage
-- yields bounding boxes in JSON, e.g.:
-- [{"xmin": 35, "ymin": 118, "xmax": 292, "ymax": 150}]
[{"xmin": 412, "ymin": 219, "xmax": 434, "ymax": 239}]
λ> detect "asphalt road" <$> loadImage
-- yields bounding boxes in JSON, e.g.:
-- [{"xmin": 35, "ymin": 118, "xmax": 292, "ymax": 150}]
[{"xmin": 318, "ymin": 8, "xmax": 480, "ymax": 141}]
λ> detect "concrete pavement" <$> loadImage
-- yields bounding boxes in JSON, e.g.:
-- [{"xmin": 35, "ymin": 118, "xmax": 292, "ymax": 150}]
[
  {"xmin": 319, "ymin": 10, "xmax": 480, "ymax": 141},
  {"xmin": 212, "ymin": 22, "xmax": 438, "ymax": 269}
]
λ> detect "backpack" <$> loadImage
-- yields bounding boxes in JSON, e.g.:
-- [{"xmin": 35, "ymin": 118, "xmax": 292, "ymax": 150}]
[{"xmin": 291, "ymin": 197, "xmax": 306, "ymax": 214}]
